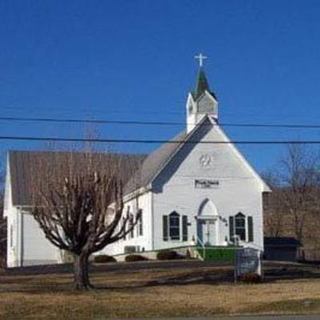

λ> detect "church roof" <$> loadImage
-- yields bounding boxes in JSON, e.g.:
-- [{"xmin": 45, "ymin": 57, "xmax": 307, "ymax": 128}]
[
  {"xmin": 8, "ymin": 150, "xmax": 145, "ymax": 206},
  {"xmin": 192, "ymin": 67, "xmax": 218, "ymax": 101},
  {"xmin": 124, "ymin": 130, "xmax": 187, "ymax": 195}
]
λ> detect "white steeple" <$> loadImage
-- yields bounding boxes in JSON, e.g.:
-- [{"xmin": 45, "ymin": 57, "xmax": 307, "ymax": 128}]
[{"xmin": 186, "ymin": 57, "xmax": 218, "ymax": 133}]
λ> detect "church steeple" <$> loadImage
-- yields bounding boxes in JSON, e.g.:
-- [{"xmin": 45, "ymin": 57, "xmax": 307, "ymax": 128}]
[
  {"xmin": 192, "ymin": 67, "xmax": 217, "ymax": 101},
  {"xmin": 186, "ymin": 54, "xmax": 218, "ymax": 133}
]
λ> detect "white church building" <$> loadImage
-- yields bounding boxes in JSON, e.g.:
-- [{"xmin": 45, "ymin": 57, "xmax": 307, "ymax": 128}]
[{"xmin": 4, "ymin": 62, "xmax": 271, "ymax": 267}]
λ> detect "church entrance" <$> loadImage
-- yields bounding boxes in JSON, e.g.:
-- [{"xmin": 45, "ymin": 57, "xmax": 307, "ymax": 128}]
[
  {"xmin": 197, "ymin": 218, "xmax": 217, "ymax": 246},
  {"xmin": 196, "ymin": 199, "xmax": 219, "ymax": 246}
]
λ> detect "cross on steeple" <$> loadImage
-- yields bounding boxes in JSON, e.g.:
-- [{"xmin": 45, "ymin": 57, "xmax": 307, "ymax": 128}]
[{"xmin": 194, "ymin": 53, "xmax": 207, "ymax": 67}]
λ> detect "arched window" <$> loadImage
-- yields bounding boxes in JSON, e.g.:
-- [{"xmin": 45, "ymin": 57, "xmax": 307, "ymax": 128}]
[
  {"xmin": 163, "ymin": 211, "xmax": 184, "ymax": 241},
  {"xmin": 229, "ymin": 213, "xmax": 254, "ymax": 243},
  {"xmin": 169, "ymin": 211, "xmax": 180, "ymax": 240},
  {"xmin": 235, "ymin": 212, "xmax": 246, "ymax": 241}
]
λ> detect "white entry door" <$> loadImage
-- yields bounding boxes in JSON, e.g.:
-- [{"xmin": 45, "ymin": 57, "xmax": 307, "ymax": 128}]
[{"xmin": 197, "ymin": 219, "xmax": 217, "ymax": 246}]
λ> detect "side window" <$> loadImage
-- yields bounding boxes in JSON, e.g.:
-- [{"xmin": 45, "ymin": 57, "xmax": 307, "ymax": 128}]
[
  {"xmin": 163, "ymin": 211, "xmax": 181, "ymax": 241},
  {"xmin": 235, "ymin": 212, "xmax": 246, "ymax": 241},
  {"xmin": 169, "ymin": 211, "xmax": 180, "ymax": 240}
]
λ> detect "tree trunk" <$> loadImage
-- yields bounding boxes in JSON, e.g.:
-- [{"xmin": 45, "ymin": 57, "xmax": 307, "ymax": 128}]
[{"xmin": 73, "ymin": 252, "xmax": 91, "ymax": 290}]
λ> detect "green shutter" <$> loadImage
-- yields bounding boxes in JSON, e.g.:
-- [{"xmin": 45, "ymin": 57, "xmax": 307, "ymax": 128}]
[
  {"xmin": 229, "ymin": 216, "xmax": 234, "ymax": 242},
  {"xmin": 139, "ymin": 209, "xmax": 143, "ymax": 236},
  {"xmin": 248, "ymin": 216, "xmax": 254, "ymax": 242},
  {"xmin": 182, "ymin": 216, "xmax": 188, "ymax": 241},
  {"xmin": 163, "ymin": 215, "xmax": 168, "ymax": 241}
]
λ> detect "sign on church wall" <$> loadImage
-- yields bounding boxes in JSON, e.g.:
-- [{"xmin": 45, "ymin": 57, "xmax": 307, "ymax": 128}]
[{"xmin": 195, "ymin": 179, "xmax": 219, "ymax": 189}]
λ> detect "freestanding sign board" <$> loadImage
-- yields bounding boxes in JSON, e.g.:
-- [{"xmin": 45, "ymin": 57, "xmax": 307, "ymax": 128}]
[{"xmin": 234, "ymin": 248, "xmax": 262, "ymax": 281}]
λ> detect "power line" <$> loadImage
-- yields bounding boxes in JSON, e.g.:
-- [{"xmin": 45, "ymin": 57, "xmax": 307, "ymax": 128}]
[
  {"xmin": 1, "ymin": 116, "xmax": 320, "ymax": 129},
  {"xmin": 0, "ymin": 135, "xmax": 320, "ymax": 144}
]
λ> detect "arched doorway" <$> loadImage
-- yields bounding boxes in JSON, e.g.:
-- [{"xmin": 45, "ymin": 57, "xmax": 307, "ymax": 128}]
[{"xmin": 196, "ymin": 199, "xmax": 219, "ymax": 246}]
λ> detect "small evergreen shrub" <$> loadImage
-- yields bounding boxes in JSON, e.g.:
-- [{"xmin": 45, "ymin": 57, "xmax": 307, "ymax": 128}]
[
  {"xmin": 239, "ymin": 272, "xmax": 262, "ymax": 283},
  {"xmin": 125, "ymin": 254, "xmax": 149, "ymax": 262},
  {"xmin": 156, "ymin": 250, "xmax": 182, "ymax": 260},
  {"xmin": 94, "ymin": 255, "xmax": 117, "ymax": 263}
]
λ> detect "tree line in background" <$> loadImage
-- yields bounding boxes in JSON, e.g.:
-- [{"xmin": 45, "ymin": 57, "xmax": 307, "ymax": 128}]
[{"xmin": 264, "ymin": 144, "xmax": 320, "ymax": 260}]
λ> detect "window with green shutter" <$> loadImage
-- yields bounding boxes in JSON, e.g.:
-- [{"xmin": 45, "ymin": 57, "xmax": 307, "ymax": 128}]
[
  {"xmin": 248, "ymin": 216, "xmax": 253, "ymax": 242},
  {"xmin": 235, "ymin": 212, "xmax": 246, "ymax": 241},
  {"xmin": 169, "ymin": 211, "xmax": 180, "ymax": 240},
  {"xmin": 229, "ymin": 216, "xmax": 234, "ymax": 242},
  {"xmin": 182, "ymin": 215, "xmax": 188, "ymax": 241},
  {"xmin": 163, "ymin": 215, "xmax": 168, "ymax": 241}
]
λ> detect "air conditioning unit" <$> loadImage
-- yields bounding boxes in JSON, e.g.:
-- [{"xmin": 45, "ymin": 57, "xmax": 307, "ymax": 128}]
[{"xmin": 124, "ymin": 246, "xmax": 140, "ymax": 254}]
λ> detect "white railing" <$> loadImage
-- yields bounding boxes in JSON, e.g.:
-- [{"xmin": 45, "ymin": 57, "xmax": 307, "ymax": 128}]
[{"xmin": 195, "ymin": 236, "xmax": 206, "ymax": 260}]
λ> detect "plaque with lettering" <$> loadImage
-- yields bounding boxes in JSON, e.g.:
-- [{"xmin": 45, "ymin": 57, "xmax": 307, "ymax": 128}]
[{"xmin": 195, "ymin": 179, "xmax": 219, "ymax": 189}]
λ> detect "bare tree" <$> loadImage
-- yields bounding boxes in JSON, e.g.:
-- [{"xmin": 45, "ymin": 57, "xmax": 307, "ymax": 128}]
[
  {"xmin": 30, "ymin": 152, "xmax": 142, "ymax": 290},
  {"xmin": 279, "ymin": 144, "xmax": 320, "ymax": 242},
  {"xmin": 264, "ymin": 144, "xmax": 320, "ymax": 243}
]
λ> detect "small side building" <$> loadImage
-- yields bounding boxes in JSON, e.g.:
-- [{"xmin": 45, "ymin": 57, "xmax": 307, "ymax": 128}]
[{"xmin": 264, "ymin": 237, "xmax": 301, "ymax": 262}]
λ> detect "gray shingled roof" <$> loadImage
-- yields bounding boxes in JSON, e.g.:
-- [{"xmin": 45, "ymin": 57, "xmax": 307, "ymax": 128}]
[
  {"xmin": 8, "ymin": 150, "xmax": 145, "ymax": 206},
  {"xmin": 124, "ymin": 130, "xmax": 187, "ymax": 194}
]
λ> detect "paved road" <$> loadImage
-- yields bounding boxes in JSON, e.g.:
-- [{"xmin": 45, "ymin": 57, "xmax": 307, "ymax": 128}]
[
  {"xmin": 142, "ymin": 316, "xmax": 320, "ymax": 320},
  {"xmin": 204, "ymin": 316, "xmax": 320, "ymax": 320}
]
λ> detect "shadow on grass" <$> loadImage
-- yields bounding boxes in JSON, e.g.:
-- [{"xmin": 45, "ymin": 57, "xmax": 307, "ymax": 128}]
[
  {"xmin": 3, "ymin": 260, "xmax": 231, "ymax": 276},
  {"xmin": 0, "ymin": 269, "xmax": 235, "ymax": 294},
  {"xmin": 93, "ymin": 269, "xmax": 235, "ymax": 291},
  {"xmin": 3, "ymin": 262, "xmax": 320, "ymax": 294},
  {"xmin": 263, "ymin": 267, "xmax": 320, "ymax": 282}
]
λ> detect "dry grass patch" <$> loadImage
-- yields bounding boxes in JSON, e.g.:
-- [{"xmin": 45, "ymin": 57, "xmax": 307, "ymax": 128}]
[{"xmin": 1, "ymin": 265, "xmax": 320, "ymax": 319}]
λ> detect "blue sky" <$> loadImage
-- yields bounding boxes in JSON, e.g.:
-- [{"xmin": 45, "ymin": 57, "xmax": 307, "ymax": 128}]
[{"xmin": 1, "ymin": 0, "xmax": 320, "ymax": 173}]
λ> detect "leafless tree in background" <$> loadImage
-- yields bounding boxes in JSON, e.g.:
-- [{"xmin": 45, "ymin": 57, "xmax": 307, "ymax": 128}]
[
  {"xmin": 280, "ymin": 144, "xmax": 320, "ymax": 242},
  {"xmin": 263, "ymin": 172, "xmax": 285, "ymax": 237},
  {"xmin": 30, "ymin": 152, "xmax": 142, "ymax": 290},
  {"xmin": 264, "ymin": 144, "xmax": 320, "ymax": 247}
]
